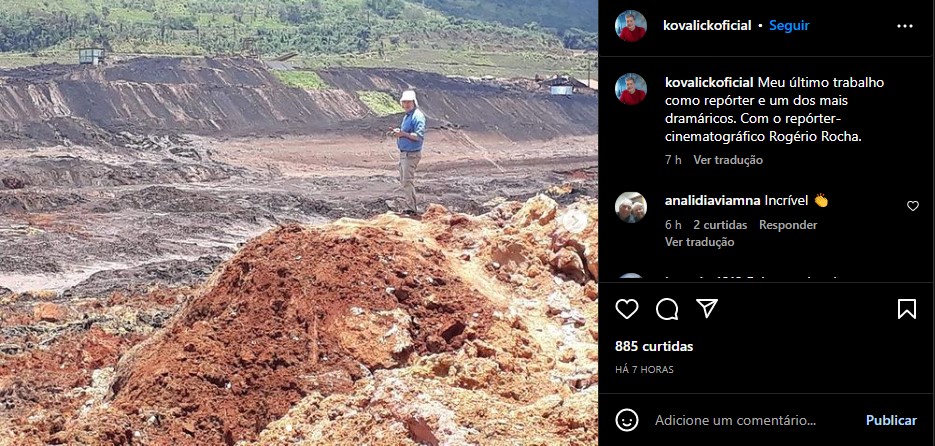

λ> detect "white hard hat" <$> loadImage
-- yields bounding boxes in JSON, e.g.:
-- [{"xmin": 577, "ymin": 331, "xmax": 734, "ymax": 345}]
[{"xmin": 400, "ymin": 90, "xmax": 417, "ymax": 102}]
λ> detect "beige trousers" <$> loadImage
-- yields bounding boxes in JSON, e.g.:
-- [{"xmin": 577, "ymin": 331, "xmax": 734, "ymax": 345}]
[{"xmin": 398, "ymin": 150, "xmax": 422, "ymax": 212}]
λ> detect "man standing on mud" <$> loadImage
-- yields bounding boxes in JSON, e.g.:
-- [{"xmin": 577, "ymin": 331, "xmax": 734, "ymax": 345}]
[{"xmin": 391, "ymin": 90, "xmax": 425, "ymax": 215}]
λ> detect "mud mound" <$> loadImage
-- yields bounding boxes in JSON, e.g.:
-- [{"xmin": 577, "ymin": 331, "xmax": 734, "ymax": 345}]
[
  {"xmin": 0, "ymin": 327, "xmax": 127, "ymax": 440},
  {"xmin": 0, "ymin": 57, "xmax": 371, "ymax": 143},
  {"xmin": 1, "ymin": 177, "xmax": 24, "ymax": 189},
  {"xmin": 0, "ymin": 190, "xmax": 87, "ymax": 214},
  {"xmin": 96, "ymin": 186, "xmax": 238, "ymax": 213},
  {"xmin": 62, "ymin": 256, "xmax": 222, "ymax": 299},
  {"xmin": 0, "ymin": 284, "xmax": 196, "ymax": 446},
  {"xmin": 0, "ymin": 254, "xmax": 62, "ymax": 274},
  {"xmin": 85, "ymin": 223, "xmax": 492, "ymax": 444},
  {"xmin": 2, "ymin": 194, "xmax": 598, "ymax": 445},
  {"xmin": 0, "ymin": 58, "xmax": 595, "ymax": 144},
  {"xmin": 243, "ymin": 197, "xmax": 599, "ymax": 445},
  {"xmin": 0, "ymin": 63, "xmax": 75, "ymax": 82},
  {"xmin": 0, "ymin": 156, "xmax": 234, "ymax": 189},
  {"xmin": 240, "ymin": 192, "xmax": 341, "ymax": 219}
]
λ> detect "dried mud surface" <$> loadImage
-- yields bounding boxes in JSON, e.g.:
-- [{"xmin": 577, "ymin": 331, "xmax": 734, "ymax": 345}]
[
  {"xmin": 0, "ymin": 57, "xmax": 597, "ymax": 294},
  {"xmin": 0, "ymin": 56, "xmax": 598, "ymax": 445}
]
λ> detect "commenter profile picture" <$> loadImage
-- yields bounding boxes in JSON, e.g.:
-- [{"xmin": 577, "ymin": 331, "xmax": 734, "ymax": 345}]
[
  {"xmin": 616, "ymin": 192, "xmax": 647, "ymax": 223},
  {"xmin": 616, "ymin": 10, "xmax": 647, "ymax": 42},
  {"xmin": 616, "ymin": 73, "xmax": 647, "ymax": 105}
]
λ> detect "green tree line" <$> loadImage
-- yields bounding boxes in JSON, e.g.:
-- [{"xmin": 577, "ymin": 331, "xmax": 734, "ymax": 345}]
[
  {"xmin": 0, "ymin": 0, "xmax": 595, "ymax": 55},
  {"xmin": 421, "ymin": 0, "xmax": 597, "ymax": 34}
]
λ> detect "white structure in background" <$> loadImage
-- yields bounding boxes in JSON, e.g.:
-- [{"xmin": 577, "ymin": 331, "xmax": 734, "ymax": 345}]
[{"xmin": 78, "ymin": 48, "xmax": 105, "ymax": 65}]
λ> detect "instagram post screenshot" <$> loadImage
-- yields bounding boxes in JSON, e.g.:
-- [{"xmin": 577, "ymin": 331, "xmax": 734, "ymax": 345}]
[
  {"xmin": 600, "ymin": 1, "xmax": 934, "ymax": 444},
  {"xmin": 0, "ymin": 1, "xmax": 601, "ymax": 445},
  {"xmin": 0, "ymin": 0, "xmax": 931, "ymax": 444}
]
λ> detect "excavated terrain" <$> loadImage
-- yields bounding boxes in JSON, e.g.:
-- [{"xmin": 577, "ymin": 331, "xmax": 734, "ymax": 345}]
[
  {"xmin": 0, "ymin": 195, "xmax": 598, "ymax": 445},
  {"xmin": 0, "ymin": 55, "xmax": 598, "ymax": 445},
  {"xmin": 0, "ymin": 56, "xmax": 597, "ymax": 294},
  {"xmin": 0, "ymin": 57, "xmax": 596, "ymax": 144}
]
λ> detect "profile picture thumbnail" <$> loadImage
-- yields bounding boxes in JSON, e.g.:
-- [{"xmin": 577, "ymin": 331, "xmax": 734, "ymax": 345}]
[
  {"xmin": 616, "ymin": 73, "xmax": 647, "ymax": 105},
  {"xmin": 616, "ymin": 10, "xmax": 647, "ymax": 42},
  {"xmin": 616, "ymin": 192, "xmax": 647, "ymax": 223}
]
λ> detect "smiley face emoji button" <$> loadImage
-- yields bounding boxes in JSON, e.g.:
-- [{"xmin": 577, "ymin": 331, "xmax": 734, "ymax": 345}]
[{"xmin": 615, "ymin": 408, "xmax": 639, "ymax": 432}]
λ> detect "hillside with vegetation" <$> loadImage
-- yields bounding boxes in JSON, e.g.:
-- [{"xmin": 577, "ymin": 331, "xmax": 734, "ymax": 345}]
[
  {"xmin": 0, "ymin": 0, "xmax": 597, "ymax": 58},
  {"xmin": 422, "ymin": 0, "xmax": 597, "ymax": 37}
]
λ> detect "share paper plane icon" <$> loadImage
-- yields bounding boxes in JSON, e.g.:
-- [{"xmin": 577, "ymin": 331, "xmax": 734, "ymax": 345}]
[{"xmin": 696, "ymin": 299, "xmax": 718, "ymax": 319}]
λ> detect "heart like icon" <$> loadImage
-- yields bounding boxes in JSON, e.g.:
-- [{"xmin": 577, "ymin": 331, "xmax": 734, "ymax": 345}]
[
  {"xmin": 907, "ymin": 201, "xmax": 919, "ymax": 211},
  {"xmin": 615, "ymin": 299, "xmax": 639, "ymax": 319}
]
